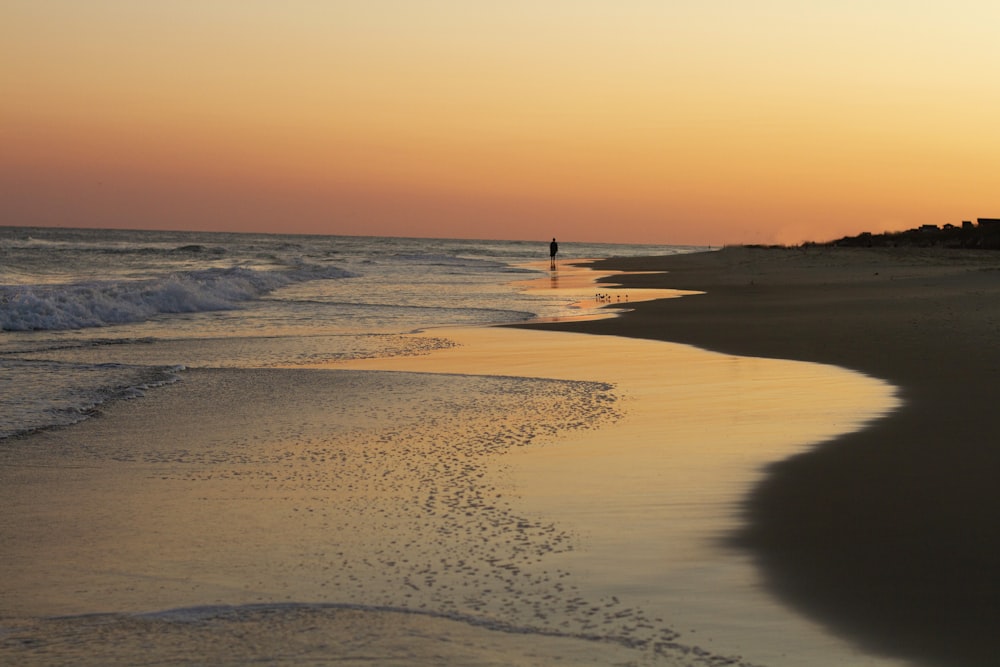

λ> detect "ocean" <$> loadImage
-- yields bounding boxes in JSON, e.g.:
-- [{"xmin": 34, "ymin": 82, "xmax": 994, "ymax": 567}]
[{"xmin": 0, "ymin": 227, "xmax": 695, "ymax": 441}]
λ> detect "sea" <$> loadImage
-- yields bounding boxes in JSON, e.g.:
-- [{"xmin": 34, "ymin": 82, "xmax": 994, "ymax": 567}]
[{"xmin": 0, "ymin": 227, "xmax": 698, "ymax": 442}]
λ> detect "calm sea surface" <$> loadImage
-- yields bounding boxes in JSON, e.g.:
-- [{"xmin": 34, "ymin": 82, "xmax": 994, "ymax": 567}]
[{"xmin": 0, "ymin": 227, "xmax": 699, "ymax": 440}]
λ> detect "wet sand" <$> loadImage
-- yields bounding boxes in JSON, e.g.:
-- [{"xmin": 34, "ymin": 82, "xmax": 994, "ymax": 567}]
[
  {"xmin": 0, "ymin": 329, "xmax": 898, "ymax": 666},
  {"xmin": 524, "ymin": 246, "xmax": 1000, "ymax": 667},
  {"xmin": 1, "ymin": 367, "xmax": 651, "ymax": 665},
  {"xmin": 2, "ymin": 264, "xmax": 907, "ymax": 666},
  {"xmin": 339, "ymin": 325, "xmax": 899, "ymax": 665},
  {"xmin": 4, "ymin": 249, "xmax": 976, "ymax": 666}
]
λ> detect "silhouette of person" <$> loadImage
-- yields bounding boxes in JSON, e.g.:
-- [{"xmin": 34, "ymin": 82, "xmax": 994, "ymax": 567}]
[{"xmin": 549, "ymin": 237, "xmax": 558, "ymax": 269}]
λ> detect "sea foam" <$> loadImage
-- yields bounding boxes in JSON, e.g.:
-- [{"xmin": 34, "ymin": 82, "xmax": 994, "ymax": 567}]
[
  {"xmin": 0, "ymin": 359, "xmax": 184, "ymax": 439},
  {"xmin": 1, "ymin": 264, "xmax": 355, "ymax": 332}
]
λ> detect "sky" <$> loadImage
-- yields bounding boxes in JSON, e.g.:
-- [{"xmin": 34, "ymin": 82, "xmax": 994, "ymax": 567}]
[{"xmin": 3, "ymin": 1, "xmax": 1000, "ymax": 246}]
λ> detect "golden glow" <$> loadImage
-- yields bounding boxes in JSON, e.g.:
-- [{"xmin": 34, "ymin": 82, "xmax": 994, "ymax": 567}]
[{"xmin": 4, "ymin": 1, "xmax": 1000, "ymax": 244}]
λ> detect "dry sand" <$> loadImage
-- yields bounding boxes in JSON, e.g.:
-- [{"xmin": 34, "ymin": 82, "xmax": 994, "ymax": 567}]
[{"xmin": 523, "ymin": 246, "xmax": 1000, "ymax": 667}]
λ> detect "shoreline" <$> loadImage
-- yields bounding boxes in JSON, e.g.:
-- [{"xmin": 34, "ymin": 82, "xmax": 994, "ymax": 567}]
[
  {"xmin": 0, "ymin": 365, "xmax": 658, "ymax": 666},
  {"xmin": 331, "ymin": 322, "xmax": 899, "ymax": 663},
  {"xmin": 520, "ymin": 246, "xmax": 1000, "ymax": 666},
  {"xmin": 6, "ymin": 329, "xmax": 889, "ymax": 665},
  {"xmin": 4, "ymin": 245, "xmax": 990, "ymax": 665}
]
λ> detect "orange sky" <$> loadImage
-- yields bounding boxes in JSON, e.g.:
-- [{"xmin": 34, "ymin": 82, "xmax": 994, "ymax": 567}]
[{"xmin": 3, "ymin": 1, "xmax": 999, "ymax": 245}]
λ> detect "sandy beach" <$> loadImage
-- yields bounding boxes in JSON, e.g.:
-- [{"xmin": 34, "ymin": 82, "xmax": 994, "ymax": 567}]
[
  {"xmin": 3, "ymin": 246, "xmax": 995, "ymax": 666},
  {"xmin": 524, "ymin": 246, "xmax": 1000, "ymax": 666},
  {"xmin": 1, "ymin": 327, "xmax": 899, "ymax": 666}
]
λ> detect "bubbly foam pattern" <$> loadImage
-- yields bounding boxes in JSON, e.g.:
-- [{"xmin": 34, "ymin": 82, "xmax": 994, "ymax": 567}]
[
  {"xmin": 1, "ymin": 264, "xmax": 355, "ymax": 331},
  {"xmin": 0, "ymin": 368, "xmax": 758, "ymax": 666}
]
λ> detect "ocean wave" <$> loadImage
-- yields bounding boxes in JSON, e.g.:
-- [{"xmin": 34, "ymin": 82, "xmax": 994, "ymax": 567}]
[
  {"xmin": 389, "ymin": 253, "xmax": 509, "ymax": 270},
  {"xmin": 0, "ymin": 234, "xmax": 219, "ymax": 256},
  {"xmin": 2, "ymin": 601, "xmax": 751, "ymax": 667},
  {"xmin": 0, "ymin": 360, "xmax": 184, "ymax": 440},
  {"xmin": 0, "ymin": 264, "xmax": 356, "ymax": 332}
]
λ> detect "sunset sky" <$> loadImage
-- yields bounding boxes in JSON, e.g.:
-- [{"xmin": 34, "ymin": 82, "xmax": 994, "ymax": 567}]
[{"xmin": 4, "ymin": 1, "xmax": 1000, "ymax": 246}]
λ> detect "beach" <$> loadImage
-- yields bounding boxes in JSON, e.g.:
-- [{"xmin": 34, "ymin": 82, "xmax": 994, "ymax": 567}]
[
  {"xmin": 0, "ymin": 327, "xmax": 898, "ymax": 667},
  {"xmin": 525, "ymin": 246, "xmax": 1000, "ymax": 666},
  {"xmin": 3, "ymin": 241, "xmax": 995, "ymax": 666}
]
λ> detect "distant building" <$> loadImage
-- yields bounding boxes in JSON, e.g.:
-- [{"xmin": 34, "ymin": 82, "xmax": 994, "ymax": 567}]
[
  {"xmin": 963, "ymin": 220, "xmax": 974, "ymax": 229},
  {"xmin": 919, "ymin": 224, "xmax": 939, "ymax": 232},
  {"xmin": 977, "ymin": 218, "xmax": 1000, "ymax": 226}
]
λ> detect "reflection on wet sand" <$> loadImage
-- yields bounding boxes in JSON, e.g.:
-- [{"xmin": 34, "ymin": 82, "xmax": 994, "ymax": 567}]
[
  {"xmin": 339, "ymin": 323, "xmax": 901, "ymax": 665},
  {"xmin": 512, "ymin": 260, "xmax": 697, "ymax": 321},
  {"xmin": 0, "ymin": 258, "xmax": 906, "ymax": 666}
]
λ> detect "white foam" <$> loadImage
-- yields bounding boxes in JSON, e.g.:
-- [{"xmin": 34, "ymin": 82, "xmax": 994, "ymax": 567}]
[
  {"xmin": 1, "ymin": 265, "xmax": 355, "ymax": 332},
  {"xmin": 0, "ymin": 360, "xmax": 184, "ymax": 439}
]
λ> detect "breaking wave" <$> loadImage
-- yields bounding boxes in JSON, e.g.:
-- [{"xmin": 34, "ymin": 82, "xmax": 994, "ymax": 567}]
[{"xmin": 1, "ymin": 264, "xmax": 355, "ymax": 332}]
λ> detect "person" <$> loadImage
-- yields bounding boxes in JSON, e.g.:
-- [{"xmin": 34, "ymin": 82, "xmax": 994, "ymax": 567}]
[{"xmin": 549, "ymin": 237, "xmax": 558, "ymax": 269}]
